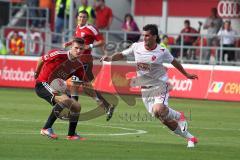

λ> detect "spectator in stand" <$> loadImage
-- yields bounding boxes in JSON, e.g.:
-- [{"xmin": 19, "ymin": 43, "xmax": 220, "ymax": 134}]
[
  {"xmin": 26, "ymin": 0, "xmax": 39, "ymax": 27},
  {"xmin": 176, "ymin": 20, "xmax": 199, "ymax": 59},
  {"xmin": 0, "ymin": 38, "xmax": 7, "ymax": 55},
  {"xmin": 94, "ymin": 0, "xmax": 113, "ymax": 30},
  {"xmin": 78, "ymin": 0, "xmax": 96, "ymax": 25},
  {"xmin": 203, "ymin": 7, "xmax": 223, "ymax": 62},
  {"xmin": 53, "ymin": 0, "xmax": 71, "ymax": 43},
  {"xmin": 160, "ymin": 35, "xmax": 170, "ymax": 51},
  {"xmin": 121, "ymin": 13, "xmax": 140, "ymax": 42},
  {"xmin": 9, "ymin": 31, "xmax": 25, "ymax": 56},
  {"xmin": 217, "ymin": 20, "xmax": 238, "ymax": 62},
  {"xmin": 39, "ymin": 0, "xmax": 53, "ymax": 27}
]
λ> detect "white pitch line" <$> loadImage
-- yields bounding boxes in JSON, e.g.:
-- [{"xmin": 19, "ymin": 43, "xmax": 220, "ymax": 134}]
[
  {"xmin": 90, "ymin": 124, "xmax": 147, "ymax": 136},
  {"xmin": 0, "ymin": 117, "xmax": 147, "ymax": 136},
  {"xmin": 0, "ymin": 117, "xmax": 239, "ymax": 132}
]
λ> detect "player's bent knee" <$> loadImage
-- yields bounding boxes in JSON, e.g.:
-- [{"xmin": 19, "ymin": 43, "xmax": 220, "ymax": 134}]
[
  {"xmin": 58, "ymin": 98, "xmax": 81, "ymax": 113},
  {"xmin": 152, "ymin": 104, "xmax": 164, "ymax": 114},
  {"xmin": 153, "ymin": 104, "xmax": 168, "ymax": 118},
  {"xmin": 54, "ymin": 94, "xmax": 69, "ymax": 104},
  {"xmin": 71, "ymin": 101, "xmax": 81, "ymax": 113}
]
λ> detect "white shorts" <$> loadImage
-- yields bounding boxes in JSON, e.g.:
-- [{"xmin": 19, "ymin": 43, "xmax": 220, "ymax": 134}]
[{"xmin": 141, "ymin": 85, "xmax": 169, "ymax": 116}]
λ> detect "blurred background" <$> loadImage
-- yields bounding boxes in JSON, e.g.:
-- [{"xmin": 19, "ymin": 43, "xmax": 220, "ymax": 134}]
[{"xmin": 0, "ymin": 0, "xmax": 240, "ymax": 102}]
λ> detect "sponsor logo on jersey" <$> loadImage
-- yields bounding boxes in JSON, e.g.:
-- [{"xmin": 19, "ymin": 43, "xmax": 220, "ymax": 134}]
[
  {"xmin": 151, "ymin": 55, "xmax": 156, "ymax": 61},
  {"xmin": 81, "ymin": 32, "xmax": 85, "ymax": 37}
]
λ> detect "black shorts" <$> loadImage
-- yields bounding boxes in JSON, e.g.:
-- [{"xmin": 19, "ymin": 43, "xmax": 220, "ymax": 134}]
[{"xmin": 35, "ymin": 82, "xmax": 56, "ymax": 106}]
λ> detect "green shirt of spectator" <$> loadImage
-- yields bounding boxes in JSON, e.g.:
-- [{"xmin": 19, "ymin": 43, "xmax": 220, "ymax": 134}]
[
  {"xmin": 0, "ymin": 39, "xmax": 7, "ymax": 55},
  {"xmin": 160, "ymin": 35, "xmax": 171, "ymax": 51}
]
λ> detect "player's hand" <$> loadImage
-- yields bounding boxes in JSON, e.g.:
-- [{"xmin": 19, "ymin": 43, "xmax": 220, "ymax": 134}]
[
  {"xmin": 185, "ymin": 73, "xmax": 198, "ymax": 79},
  {"xmin": 85, "ymin": 45, "xmax": 91, "ymax": 50},
  {"xmin": 100, "ymin": 56, "xmax": 112, "ymax": 62},
  {"xmin": 34, "ymin": 71, "xmax": 39, "ymax": 79}
]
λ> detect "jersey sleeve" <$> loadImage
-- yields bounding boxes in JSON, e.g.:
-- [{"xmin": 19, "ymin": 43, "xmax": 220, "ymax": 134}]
[
  {"xmin": 94, "ymin": 33, "xmax": 103, "ymax": 41},
  {"xmin": 108, "ymin": 7, "xmax": 113, "ymax": 18},
  {"xmin": 87, "ymin": 25, "xmax": 103, "ymax": 41},
  {"xmin": 163, "ymin": 48, "xmax": 174, "ymax": 63},
  {"xmin": 42, "ymin": 49, "xmax": 64, "ymax": 62},
  {"xmin": 122, "ymin": 43, "xmax": 136, "ymax": 56}
]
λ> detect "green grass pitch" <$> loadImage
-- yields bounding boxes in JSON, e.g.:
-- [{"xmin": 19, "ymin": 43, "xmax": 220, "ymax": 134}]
[{"xmin": 0, "ymin": 88, "xmax": 239, "ymax": 160}]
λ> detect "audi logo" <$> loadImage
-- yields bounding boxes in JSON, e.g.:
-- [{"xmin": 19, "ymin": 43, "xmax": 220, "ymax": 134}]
[{"xmin": 217, "ymin": 0, "xmax": 240, "ymax": 17}]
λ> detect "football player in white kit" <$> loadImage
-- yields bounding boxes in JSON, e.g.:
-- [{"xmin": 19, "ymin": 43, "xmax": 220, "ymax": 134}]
[{"xmin": 100, "ymin": 24, "xmax": 198, "ymax": 148}]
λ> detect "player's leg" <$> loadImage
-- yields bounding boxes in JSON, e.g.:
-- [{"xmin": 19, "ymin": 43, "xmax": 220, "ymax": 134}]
[
  {"xmin": 35, "ymin": 82, "xmax": 82, "ymax": 140},
  {"xmin": 142, "ymin": 86, "xmax": 198, "ymax": 147},
  {"xmin": 154, "ymin": 102, "xmax": 198, "ymax": 147},
  {"xmin": 55, "ymin": 95, "xmax": 85, "ymax": 140},
  {"xmin": 142, "ymin": 85, "xmax": 186, "ymax": 130},
  {"xmin": 84, "ymin": 62, "xmax": 115, "ymax": 121},
  {"xmin": 70, "ymin": 75, "xmax": 110, "ymax": 113},
  {"xmin": 141, "ymin": 86, "xmax": 181, "ymax": 122},
  {"xmin": 35, "ymin": 82, "xmax": 61, "ymax": 139}
]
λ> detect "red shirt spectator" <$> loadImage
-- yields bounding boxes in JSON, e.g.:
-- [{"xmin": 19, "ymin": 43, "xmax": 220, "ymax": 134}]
[
  {"xmin": 94, "ymin": 0, "xmax": 113, "ymax": 30},
  {"xmin": 178, "ymin": 20, "xmax": 199, "ymax": 45}
]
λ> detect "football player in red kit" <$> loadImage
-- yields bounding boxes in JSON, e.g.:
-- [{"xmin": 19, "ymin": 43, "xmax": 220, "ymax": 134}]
[
  {"xmin": 64, "ymin": 10, "xmax": 114, "ymax": 121},
  {"xmin": 34, "ymin": 37, "xmax": 87, "ymax": 140}
]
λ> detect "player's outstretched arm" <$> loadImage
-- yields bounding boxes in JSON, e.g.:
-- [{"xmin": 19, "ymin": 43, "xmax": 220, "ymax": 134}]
[
  {"xmin": 100, "ymin": 52, "xmax": 124, "ymax": 62},
  {"xmin": 171, "ymin": 59, "xmax": 198, "ymax": 79},
  {"xmin": 34, "ymin": 57, "xmax": 44, "ymax": 79},
  {"xmin": 85, "ymin": 39, "xmax": 105, "ymax": 50}
]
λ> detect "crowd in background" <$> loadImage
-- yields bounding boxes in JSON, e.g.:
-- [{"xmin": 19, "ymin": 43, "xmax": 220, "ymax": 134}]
[
  {"xmin": 160, "ymin": 7, "xmax": 239, "ymax": 64},
  {"xmin": 1, "ymin": 1, "xmax": 239, "ymax": 65}
]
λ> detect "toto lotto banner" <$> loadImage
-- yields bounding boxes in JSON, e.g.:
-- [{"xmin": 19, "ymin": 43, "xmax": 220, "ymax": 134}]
[{"xmin": 0, "ymin": 56, "xmax": 239, "ymax": 102}]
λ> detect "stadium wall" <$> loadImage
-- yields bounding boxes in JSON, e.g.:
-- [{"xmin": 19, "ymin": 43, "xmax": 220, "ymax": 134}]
[
  {"xmin": 133, "ymin": 0, "xmax": 240, "ymax": 35},
  {"xmin": 0, "ymin": 55, "xmax": 240, "ymax": 102}
]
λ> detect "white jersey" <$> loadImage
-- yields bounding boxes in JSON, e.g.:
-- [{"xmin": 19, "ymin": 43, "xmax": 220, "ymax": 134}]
[{"xmin": 122, "ymin": 42, "xmax": 174, "ymax": 87}]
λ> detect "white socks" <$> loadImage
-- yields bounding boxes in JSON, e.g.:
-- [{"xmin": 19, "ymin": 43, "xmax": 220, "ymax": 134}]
[
  {"xmin": 174, "ymin": 126, "xmax": 193, "ymax": 139},
  {"xmin": 165, "ymin": 107, "xmax": 181, "ymax": 120}
]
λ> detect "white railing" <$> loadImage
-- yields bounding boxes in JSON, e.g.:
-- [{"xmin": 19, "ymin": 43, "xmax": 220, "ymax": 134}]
[
  {"xmin": 166, "ymin": 33, "xmax": 240, "ymax": 65},
  {"xmin": 2, "ymin": 27, "xmax": 240, "ymax": 66}
]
